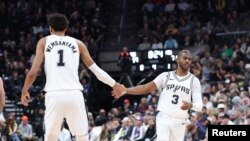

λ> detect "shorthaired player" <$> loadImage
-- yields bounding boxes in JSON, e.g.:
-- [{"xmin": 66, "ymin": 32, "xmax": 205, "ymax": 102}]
[
  {"xmin": 113, "ymin": 50, "xmax": 203, "ymax": 141},
  {"xmin": 21, "ymin": 13, "xmax": 124, "ymax": 141}
]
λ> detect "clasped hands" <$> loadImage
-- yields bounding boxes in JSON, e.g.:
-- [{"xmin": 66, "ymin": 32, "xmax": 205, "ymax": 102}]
[{"xmin": 112, "ymin": 83, "xmax": 126, "ymax": 99}]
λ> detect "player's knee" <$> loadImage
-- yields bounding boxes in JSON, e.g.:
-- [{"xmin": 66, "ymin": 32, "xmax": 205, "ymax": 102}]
[{"xmin": 75, "ymin": 134, "xmax": 88, "ymax": 141}]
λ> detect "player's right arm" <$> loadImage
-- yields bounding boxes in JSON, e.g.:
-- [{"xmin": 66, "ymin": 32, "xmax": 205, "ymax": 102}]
[
  {"xmin": 113, "ymin": 72, "xmax": 166, "ymax": 98},
  {"xmin": 21, "ymin": 38, "xmax": 45, "ymax": 106},
  {"xmin": 126, "ymin": 81, "xmax": 157, "ymax": 95}
]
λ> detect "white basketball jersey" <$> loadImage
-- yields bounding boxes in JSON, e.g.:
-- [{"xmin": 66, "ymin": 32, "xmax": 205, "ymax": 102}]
[
  {"xmin": 43, "ymin": 35, "xmax": 83, "ymax": 92},
  {"xmin": 154, "ymin": 71, "xmax": 194, "ymax": 118}
]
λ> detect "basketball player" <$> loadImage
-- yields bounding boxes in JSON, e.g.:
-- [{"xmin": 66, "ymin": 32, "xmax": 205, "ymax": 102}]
[
  {"xmin": 113, "ymin": 50, "xmax": 203, "ymax": 141},
  {"xmin": 21, "ymin": 13, "xmax": 124, "ymax": 141}
]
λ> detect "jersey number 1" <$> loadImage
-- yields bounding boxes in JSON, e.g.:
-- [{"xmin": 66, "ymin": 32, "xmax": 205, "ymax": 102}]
[{"xmin": 57, "ymin": 50, "xmax": 65, "ymax": 66}]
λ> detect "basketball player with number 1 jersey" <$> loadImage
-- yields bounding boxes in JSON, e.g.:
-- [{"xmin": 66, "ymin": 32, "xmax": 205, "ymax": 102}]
[
  {"xmin": 112, "ymin": 50, "xmax": 203, "ymax": 141},
  {"xmin": 21, "ymin": 13, "xmax": 124, "ymax": 141}
]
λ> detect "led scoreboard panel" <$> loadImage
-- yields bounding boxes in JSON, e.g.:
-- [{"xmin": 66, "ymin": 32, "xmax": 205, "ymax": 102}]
[{"xmin": 130, "ymin": 49, "xmax": 179, "ymax": 72}]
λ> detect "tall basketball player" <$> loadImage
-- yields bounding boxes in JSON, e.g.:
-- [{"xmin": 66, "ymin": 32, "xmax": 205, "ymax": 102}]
[
  {"xmin": 21, "ymin": 13, "xmax": 124, "ymax": 141},
  {"xmin": 113, "ymin": 50, "xmax": 203, "ymax": 141}
]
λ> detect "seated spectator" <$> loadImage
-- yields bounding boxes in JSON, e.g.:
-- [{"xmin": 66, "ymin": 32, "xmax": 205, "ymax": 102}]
[
  {"xmin": 95, "ymin": 109, "xmax": 108, "ymax": 126},
  {"xmin": 110, "ymin": 118, "xmax": 121, "ymax": 141},
  {"xmin": 143, "ymin": 116, "xmax": 156, "ymax": 140},
  {"xmin": 122, "ymin": 99, "xmax": 134, "ymax": 115},
  {"xmin": 163, "ymin": 32, "xmax": 178, "ymax": 49},
  {"xmin": 130, "ymin": 116, "xmax": 147, "ymax": 141},
  {"xmin": 151, "ymin": 37, "xmax": 163, "ymax": 49},
  {"xmin": 220, "ymin": 113, "xmax": 235, "ymax": 125},
  {"xmin": 164, "ymin": 0, "xmax": 176, "ymax": 13},
  {"xmin": 5, "ymin": 113, "xmax": 20, "ymax": 141},
  {"xmin": 184, "ymin": 123, "xmax": 199, "ymax": 141},
  {"xmin": 113, "ymin": 117, "xmax": 130, "ymax": 141},
  {"xmin": 7, "ymin": 70, "xmax": 23, "ymax": 103},
  {"xmin": 136, "ymin": 97, "xmax": 148, "ymax": 114},
  {"xmin": 177, "ymin": 0, "xmax": 190, "ymax": 11},
  {"xmin": 123, "ymin": 116, "xmax": 134, "ymax": 140},
  {"xmin": 245, "ymin": 115, "xmax": 250, "ymax": 125},
  {"xmin": 138, "ymin": 37, "xmax": 151, "ymax": 51},
  {"xmin": 18, "ymin": 115, "xmax": 39, "ymax": 141}
]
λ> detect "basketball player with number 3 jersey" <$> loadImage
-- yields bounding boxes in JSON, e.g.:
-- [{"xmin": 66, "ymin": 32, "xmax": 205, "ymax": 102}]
[
  {"xmin": 112, "ymin": 50, "xmax": 203, "ymax": 141},
  {"xmin": 21, "ymin": 13, "xmax": 124, "ymax": 141}
]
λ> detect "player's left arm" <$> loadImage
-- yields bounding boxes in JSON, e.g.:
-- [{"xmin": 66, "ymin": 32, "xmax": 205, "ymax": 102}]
[
  {"xmin": 190, "ymin": 77, "xmax": 203, "ymax": 112},
  {"xmin": 77, "ymin": 40, "xmax": 116, "ymax": 87},
  {"xmin": 77, "ymin": 40, "xmax": 124, "ymax": 97}
]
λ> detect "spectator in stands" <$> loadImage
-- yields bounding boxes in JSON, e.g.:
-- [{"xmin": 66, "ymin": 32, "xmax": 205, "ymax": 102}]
[
  {"xmin": 141, "ymin": 0, "xmax": 154, "ymax": 13},
  {"xmin": 163, "ymin": 34, "xmax": 178, "ymax": 49},
  {"xmin": 94, "ymin": 109, "xmax": 108, "ymax": 126},
  {"xmin": 239, "ymin": 91, "xmax": 250, "ymax": 109},
  {"xmin": 33, "ymin": 108, "xmax": 44, "ymax": 140},
  {"xmin": 99, "ymin": 121, "xmax": 112, "ymax": 141},
  {"xmin": 143, "ymin": 116, "xmax": 156, "ymax": 140},
  {"xmin": 217, "ymin": 103, "xmax": 226, "ymax": 114},
  {"xmin": 195, "ymin": 115, "xmax": 208, "ymax": 140},
  {"xmin": 151, "ymin": 37, "xmax": 163, "ymax": 49},
  {"xmin": 200, "ymin": 52, "xmax": 214, "ymax": 67},
  {"xmin": 113, "ymin": 117, "xmax": 130, "ymax": 141},
  {"xmin": 244, "ymin": 64, "xmax": 250, "ymax": 81},
  {"xmin": 164, "ymin": 0, "xmax": 176, "ymax": 13},
  {"xmin": 246, "ymin": 115, "xmax": 250, "ymax": 125},
  {"xmin": 184, "ymin": 123, "xmax": 199, "ymax": 141},
  {"xmin": 190, "ymin": 55, "xmax": 202, "ymax": 79},
  {"xmin": 220, "ymin": 113, "xmax": 235, "ymax": 125},
  {"xmin": 110, "ymin": 118, "xmax": 121, "ymax": 141},
  {"xmin": 138, "ymin": 37, "xmax": 151, "ymax": 50},
  {"xmin": 136, "ymin": 97, "xmax": 148, "ymax": 114},
  {"xmin": 8, "ymin": 71, "xmax": 23, "ymax": 103},
  {"xmin": 18, "ymin": 115, "xmax": 39, "ymax": 141},
  {"xmin": 5, "ymin": 113, "xmax": 20, "ymax": 141},
  {"xmin": 163, "ymin": 25, "xmax": 178, "ymax": 49},
  {"xmin": 130, "ymin": 116, "xmax": 147, "ymax": 141},
  {"xmin": 122, "ymin": 99, "xmax": 134, "ymax": 115},
  {"xmin": 122, "ymin": 116, "xmax": 134, "ymax": 140}
]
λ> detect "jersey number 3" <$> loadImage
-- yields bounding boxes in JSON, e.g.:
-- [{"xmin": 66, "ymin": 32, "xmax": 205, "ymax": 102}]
[
  {"xmin": 57, "ymin": 50, "xmax": 65, "ymax": 66},
  {"xmin": 171, "ymin": 94, "xmax": 179, "ymax": 104}
]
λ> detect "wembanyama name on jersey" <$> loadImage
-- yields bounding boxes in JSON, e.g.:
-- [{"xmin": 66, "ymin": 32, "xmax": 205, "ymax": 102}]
[{"xmin": 43, "ymin": 35, "xmax": 83, "ymax": 92}]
